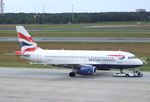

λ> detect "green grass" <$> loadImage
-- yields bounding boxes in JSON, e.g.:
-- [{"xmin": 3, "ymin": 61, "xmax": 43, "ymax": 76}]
[
  {"xmin": 1, "ymin": 30, "xmax": 150, "ymax": 38},
  {"xmin": 0, "ymin": 23, "xmax": 150, "ymax": 38},
  {"xmin": 141, "ymin": 57, "xmax": 150, "ymax": 71},
  {"xmin": 141, "ymin": 66, "xmax": 150, "ymax": 71}
]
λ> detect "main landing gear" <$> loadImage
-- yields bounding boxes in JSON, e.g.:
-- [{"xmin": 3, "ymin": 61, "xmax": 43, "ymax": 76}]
[
  {"xmin": 69, "ymin": 68, "xmax": 76, "ymax": 77},
  {"xmin": 69, "ymin": 72, "xmax": 76, "ymax": 77}
]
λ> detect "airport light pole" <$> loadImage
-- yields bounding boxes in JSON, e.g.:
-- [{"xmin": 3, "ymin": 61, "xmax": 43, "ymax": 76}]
[{"xmin": 72, "ymin": 4, "xmax": 74, "ymax": 23}]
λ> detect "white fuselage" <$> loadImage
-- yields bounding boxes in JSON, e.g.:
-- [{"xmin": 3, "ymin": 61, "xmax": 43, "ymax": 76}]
[
  {"xmin": 16, "ymin": 26, "xmax": 144, "ymax": 77},
  {"xmin": 23, "ymin": 48, "xmax": 143, "ymax": 69}
]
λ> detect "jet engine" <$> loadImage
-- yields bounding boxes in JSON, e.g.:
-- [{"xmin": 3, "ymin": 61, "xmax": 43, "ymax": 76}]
[
  {"xmin": 69, "ymin": 65, "xmax": 97, "ymax": 77},
  {"xmin": 75, "ymin": 65, "xmax": 97, "ymax": 75}
]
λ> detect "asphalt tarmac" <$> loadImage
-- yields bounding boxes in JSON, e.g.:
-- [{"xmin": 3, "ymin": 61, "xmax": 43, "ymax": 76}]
[
  {"xmin": 0, "ymin": 67, "xmax": 150, "ymax": 102},
  {"xmin": 0, "ymin": 37, "xmax": 150, "ymax": 42}
]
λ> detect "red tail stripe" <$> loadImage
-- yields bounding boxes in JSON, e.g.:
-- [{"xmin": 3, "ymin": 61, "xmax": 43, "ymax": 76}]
[
  {"xmin": 15, "ymin": 51, "xmax": 22, "ymax": 55},
  {"xmin": 24, "ymin": 47, "xmax": 37, "ymax": 52},
  {"xmin": 18, "ymin": 33, "xmax": 34, "ymax": 42}
]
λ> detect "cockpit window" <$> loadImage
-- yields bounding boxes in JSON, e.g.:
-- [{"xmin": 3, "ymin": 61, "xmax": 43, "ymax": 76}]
[{"xmin": 128, "ymin": 56, "xmax": 137, "ymax": 59}]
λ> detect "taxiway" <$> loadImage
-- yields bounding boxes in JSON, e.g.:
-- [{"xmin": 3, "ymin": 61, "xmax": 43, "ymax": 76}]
[
  {"xmin": 0, "ymin": 37, "xmax": 150, "ymax": 42},
  {"xmin": 0, "ymin": 67, "xmax": 150, "ymax": 102}
]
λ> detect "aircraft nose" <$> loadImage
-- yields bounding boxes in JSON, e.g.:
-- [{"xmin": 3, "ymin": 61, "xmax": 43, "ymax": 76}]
[{"xmin": 138, "ymin": 58, "xmax": 143, "ymax": 66}]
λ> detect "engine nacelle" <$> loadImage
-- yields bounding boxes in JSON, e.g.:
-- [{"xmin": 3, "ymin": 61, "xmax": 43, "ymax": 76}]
[{"xmin": 75, "ymin": 65, "xmax": 97, "ymax": 75}]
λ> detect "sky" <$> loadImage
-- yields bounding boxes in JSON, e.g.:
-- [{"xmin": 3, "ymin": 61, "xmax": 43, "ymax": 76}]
[{"xmin": 4, "ymin": 0, "xmax": 150, "ymax": 13}]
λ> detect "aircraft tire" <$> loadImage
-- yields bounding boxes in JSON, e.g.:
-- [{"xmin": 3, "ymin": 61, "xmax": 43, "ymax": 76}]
[
  {"xmin": 138, "ymin": 72, "xmax": 143, "ymax": 77},
  {"xmin": 69, "ymin": 72, "xmax": 76, "ymax": 77}
]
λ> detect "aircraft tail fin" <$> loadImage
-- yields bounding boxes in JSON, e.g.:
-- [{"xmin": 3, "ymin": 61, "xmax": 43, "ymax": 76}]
[{"xmin": 16, "ymin": 26, "xmax": 38, "ymax": 53}]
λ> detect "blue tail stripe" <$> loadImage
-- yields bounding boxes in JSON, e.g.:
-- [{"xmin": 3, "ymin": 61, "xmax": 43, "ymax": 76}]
[{"xmin": 20, "ymin": 41, "xmax": 32, "ymax": 47}]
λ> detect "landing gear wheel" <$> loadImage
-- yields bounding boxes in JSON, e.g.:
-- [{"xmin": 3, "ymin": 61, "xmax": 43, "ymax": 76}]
[
  {"xmin": 69, "ymin": 72, "xmax": 76, "ymax": 77},
  {"xmin": 138, "ymin": 72, "xmax": 143, "ymax": 77}
]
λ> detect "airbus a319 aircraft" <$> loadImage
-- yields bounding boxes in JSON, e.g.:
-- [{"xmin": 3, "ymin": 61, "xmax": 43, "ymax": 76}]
[{"xmin": 15, "ymin": 26, "xmax": 143, "ymax": 77}]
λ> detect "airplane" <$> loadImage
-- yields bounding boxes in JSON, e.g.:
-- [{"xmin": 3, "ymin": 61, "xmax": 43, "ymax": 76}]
[{"xmin": 15, "ymin": 26, "xmax": 143, "ymax": 77}]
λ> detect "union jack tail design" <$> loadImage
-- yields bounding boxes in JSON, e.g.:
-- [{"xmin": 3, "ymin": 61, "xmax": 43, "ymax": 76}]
[{"xmin": 16, "ymin": 26, "xmax": 38, "ymax": 53}]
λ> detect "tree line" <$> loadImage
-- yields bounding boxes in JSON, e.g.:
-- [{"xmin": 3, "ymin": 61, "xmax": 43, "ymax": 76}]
[{"xmin": 0, "ymin": 12, "xmax": 150, "ymax": 24}]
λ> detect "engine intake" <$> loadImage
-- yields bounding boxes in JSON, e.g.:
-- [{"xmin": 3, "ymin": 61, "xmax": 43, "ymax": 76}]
[{"xmin": 75, "ymin": 65, "xmax": 97, "ymax": 75}]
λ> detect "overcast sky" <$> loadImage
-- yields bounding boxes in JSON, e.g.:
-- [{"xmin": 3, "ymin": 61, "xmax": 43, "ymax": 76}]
[{"xmin": 5, "ymin": 0, "xmax": 150, "ymax": 13}]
